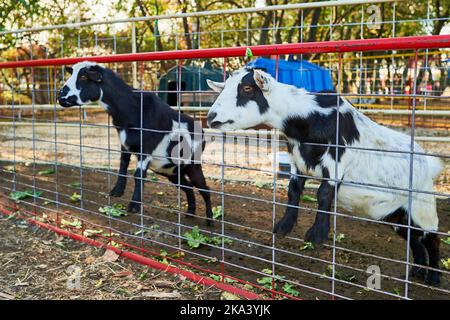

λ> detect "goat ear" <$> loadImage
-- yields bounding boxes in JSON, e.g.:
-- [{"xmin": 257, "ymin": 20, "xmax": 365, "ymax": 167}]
[
  {"xmin": 65, "ymin": 66, "xmax": 73, "ymax": 75},
  {"xmin": 87, "ymin": 67, "xmax": 102, "ymax": 83},
  {"xmin": 253, "ymin": 69, "xmax": 271, "ymax": 92},
  {"xmin": 206, "ymin": 79, "xmax": 225, "ymax": 93}
]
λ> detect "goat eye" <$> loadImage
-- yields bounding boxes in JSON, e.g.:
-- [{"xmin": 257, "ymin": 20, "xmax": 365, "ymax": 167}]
[{"xmin": 243, "ymin": 86, "xmax": 252, "ymax": 93}]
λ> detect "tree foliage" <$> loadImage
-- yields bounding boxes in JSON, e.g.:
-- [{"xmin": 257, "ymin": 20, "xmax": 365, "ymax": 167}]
[{"xmin": 0, "ymin": 1, "xmax": 448, "ymax": 103}]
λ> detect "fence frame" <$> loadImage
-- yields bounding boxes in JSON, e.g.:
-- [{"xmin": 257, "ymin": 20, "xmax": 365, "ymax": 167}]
[{"xmin": 1, "ymin": 34, "xmax": 450, "ymax": 300}]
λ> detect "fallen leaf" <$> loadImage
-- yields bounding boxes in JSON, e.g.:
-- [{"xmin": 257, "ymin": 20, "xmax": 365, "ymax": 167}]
[
  {"xmin": 37, "ymin": 168, "xmax": 55, "ymax": 175},
  {"xmin": 221, "ymin": 291, "xmax": 240, "ymax": 300},
  {"xmin": 95, "ymin": 279, "xmax": 103, "ymax": 287},
  {"xmin": 141, "ymin": 291, "xmax": 181, "ymax": 298},
  {"xmin": 84, "ymin": 256, "xmax": 96, "ymax": 264},
  {"xmin": 152, "ymin": 280, "xmax": 175, "ymax": 288},
  {"xmin": 114, "ymin": 270, "xmax": 134, "ymax": 278},
  {"xmin": 102, "ymin": 249, "xmax": 119, "ymax": 262},
  {"xmin": 14, "ymin": 280, "xmax": 29, "ymax": 286},
  {"xmin": 3, "ymin": 165, "xmax": 15, "ymax": 173}
]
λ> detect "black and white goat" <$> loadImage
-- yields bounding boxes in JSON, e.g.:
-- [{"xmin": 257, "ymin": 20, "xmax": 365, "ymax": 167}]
[
  {"xmin": 58, "ymin": 61, "xmax": 213, "ymax": 225},
  {"xmin": 206, "ymin": 68, "xmax": 443, "ymax": 285}
]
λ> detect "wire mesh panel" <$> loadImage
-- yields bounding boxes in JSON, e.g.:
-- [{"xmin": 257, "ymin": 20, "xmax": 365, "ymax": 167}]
[{"xmin": 0, "ymin": 0, "xmax": 449, "ymax": 300}]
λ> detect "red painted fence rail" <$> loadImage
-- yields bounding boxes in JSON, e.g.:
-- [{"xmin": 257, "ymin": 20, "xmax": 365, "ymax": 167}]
[{"xmin": 0, "ymin": 35, "xmax": 449, "ymax": 69}]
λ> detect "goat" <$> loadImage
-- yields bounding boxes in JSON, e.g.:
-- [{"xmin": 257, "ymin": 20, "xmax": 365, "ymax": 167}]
[
  {"xmin": 58, "ymin": 61, "xmax": 213, "ymax": 226},
  {"xmin": 206, "ymin": 67, "xmax": 443, "ymax": 285}
]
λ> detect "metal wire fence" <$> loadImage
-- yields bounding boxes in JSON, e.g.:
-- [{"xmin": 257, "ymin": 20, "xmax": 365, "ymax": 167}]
[{"xmin": 0, "ymin": 0, "xmax": 449, "ymax": 300}]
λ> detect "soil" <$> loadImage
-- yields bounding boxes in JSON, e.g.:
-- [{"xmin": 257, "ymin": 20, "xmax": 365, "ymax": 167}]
[
  {"xmin": 0, "ymin": 162, "xmax": 449, "ymax": 300},
  {"xmin": 0, "ymin": 211, "xmax": 225, "ymax": 300}
]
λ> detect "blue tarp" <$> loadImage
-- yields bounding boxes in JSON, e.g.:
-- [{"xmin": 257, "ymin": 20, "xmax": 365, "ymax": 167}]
[{"xmin": 246, "ymin": 57, "xmax": 334, "ymax": 92}]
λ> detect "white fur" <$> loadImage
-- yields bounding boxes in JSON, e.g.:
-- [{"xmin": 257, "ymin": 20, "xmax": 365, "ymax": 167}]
[
  {"xmin": 97, "ymin": 89, "xmax": 110, "ymax": 111},
  {"xmin": 137, "ymin": 157, "xmax": 152, "ymax": 171},
  {"xmin": 206, "ymin": 79, "xmax": 225, "ymax": 92},
  {"xmin": 139, "ymin": 120, "xmax": 202, "ymax": 176},
  {"xmin": 332, "ymin": 110, "xmax": 441, "ymax": 231},
  {"xmin": 208, "ymin": 69, "xmax": 442, "ymax": 232},
  {"xmin": 119, "ymin": 129, "xmax": 128, "ymax": 150}
]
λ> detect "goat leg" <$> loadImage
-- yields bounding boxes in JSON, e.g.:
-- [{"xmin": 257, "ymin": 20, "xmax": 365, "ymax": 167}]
[
  {"xmin": 128, "ymin": 156, "xmax": 150, "ymax": 213},
  {"xmin": 110, "ymin": 147, "xmax": 131, "ymax": 197},
  {"xmin": 305, "ymin": 181, "xmax": 334, "ymax": 244},
  {"xmin": 273, "ymin": 171, "xmax": 306, "ymax": 237}
]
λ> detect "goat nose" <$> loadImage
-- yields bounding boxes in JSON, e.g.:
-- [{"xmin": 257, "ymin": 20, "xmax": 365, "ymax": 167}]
[
  {"xmin": 207, "ymin": 111, "xmax": 217, "ymax": 126},
  {"xmin": 58, "ymin": 86, "xmax": 68, "ymax": 99}
]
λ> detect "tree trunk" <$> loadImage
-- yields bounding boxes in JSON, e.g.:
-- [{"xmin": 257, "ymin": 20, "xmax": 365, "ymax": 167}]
[
  {"xmin": 307, "ymin": 8, "xmax": 322, "ymax": 42},
  {"xmin": 275, "ymin": 0, "xmax": 289, "ymax": 44},
  {"xmin": 177, "ymin": 0, "xmax": 192, "ymax": 49},
  {"xmin": 135, "ymin": 0, "xmax": 166, "ymax": 68},
  {"xmin": 259, "ymin": 0, "xmax": 274, "ymax": 45},
  {"xmin": 259, "ymin": 11, "xmax": 273, "ymax": 45},
  {"xmin": 432, "ymin": 0, "xmax": 450, "ymax": 35}
]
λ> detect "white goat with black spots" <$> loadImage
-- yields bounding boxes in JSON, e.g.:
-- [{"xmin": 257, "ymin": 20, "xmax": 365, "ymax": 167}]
[{"xmin": 206, "ymin": 67, "xmax": 443, "ymax": 285}]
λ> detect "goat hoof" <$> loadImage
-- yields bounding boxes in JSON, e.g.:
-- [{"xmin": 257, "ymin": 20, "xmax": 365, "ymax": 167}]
[
  {"xmin": 185, "ymin": 209, "xmax": 196, "ymax": 218},
  {"xmin": 109, "ymin": 187, "xmax": 124, "ymax": 197},
  {"xmin": 426, "ymin": 271, "xmax": 441, "ymax": 286},
  {"xmin": 410, "ymin": 266, "xmax": 426, "ymax": 280},
  {"xmin": 127, "ymin": 202, "xmax": 140, "ymax": 213},
  {"xmin": 305, "ymin": 225, "xmax": 328, "ymax": 244},
  {"xmin": 273, "ymin": 219, "xmax": 294, "ymax": 238}
]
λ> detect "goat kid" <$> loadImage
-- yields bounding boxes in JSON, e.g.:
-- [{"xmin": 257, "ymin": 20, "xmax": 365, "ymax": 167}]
[
  {"xmin": 58, "ymin": 61, "xmax": 213, "ymax": 225},
  {"xmin": 206, "ymin": 68, "xmax": 443, "ymax": 285}
]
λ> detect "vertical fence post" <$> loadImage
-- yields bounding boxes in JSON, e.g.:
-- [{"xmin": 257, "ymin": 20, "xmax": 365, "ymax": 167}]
[
  {"xmin": 220, "ymin": 58, "xmax": 227, "ymax": 283},
  {"xmin": 52, "ymin": 66, "xmax": 59, "ymax": 227},
  {"xmin": 30, "ymin": 38, "xmax": 37, "ymax": 218},
  {"xmin": 404, "ymin": 49, "xmax": 419, "ymax": 299},
  {"xmin": 177, "ymin": 59, "xmax": 183, "ymax": 249},
  {"xmin": 132, "ymin": 22, "xmax": 138, "ymax": 89},
  {"xmin": 270, "ymin": 54, "xmax": 281, "ymax": 299},
  {"xmin": 139, "ymin": 61, "xmax": 145, "ymax": 254}
]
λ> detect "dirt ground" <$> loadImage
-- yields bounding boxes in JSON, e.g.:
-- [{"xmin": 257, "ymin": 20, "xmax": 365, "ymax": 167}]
[
  {"xmin": 0, "ymin": 162, "xmax": 449, "ymax": 300},
  {"xmin": 0, "ymin": 213, "xmax": 227, "ymax": 300}
]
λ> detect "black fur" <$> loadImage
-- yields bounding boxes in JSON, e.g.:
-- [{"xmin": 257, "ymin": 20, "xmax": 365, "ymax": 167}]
[
  {"xmin": 282, "ymin": 110, "xmax": 360, "ymax": 165},
  {"xmin": 384, "ymin": 207, "xmax": 441, "ymax": 285},
  {"xmin": 58, "ymin": 64, "xmax": 213, "ymax": 225},
  {"xmin": 236, "ymin": 69, "xmax": 270, "ymax": 114},
  {"xmin": 275, "ymin": 98, "xmax": 360, "ymax": 242},
  {"xmin": 273, "ymin": 168, "xmax": 306, "ymax": 237},
  {"xmin": 79, "ymin": 66, "xmax": 103, "ymax": 101},
  {"xmin": 312, "ymin": 90, "xmax": 344, "ymax": 108}
]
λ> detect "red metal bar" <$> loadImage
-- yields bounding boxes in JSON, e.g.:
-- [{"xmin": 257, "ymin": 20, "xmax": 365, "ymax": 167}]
[{"xmin": 0, "ymin": 35, "xmax": 449, "ymax": 69}]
